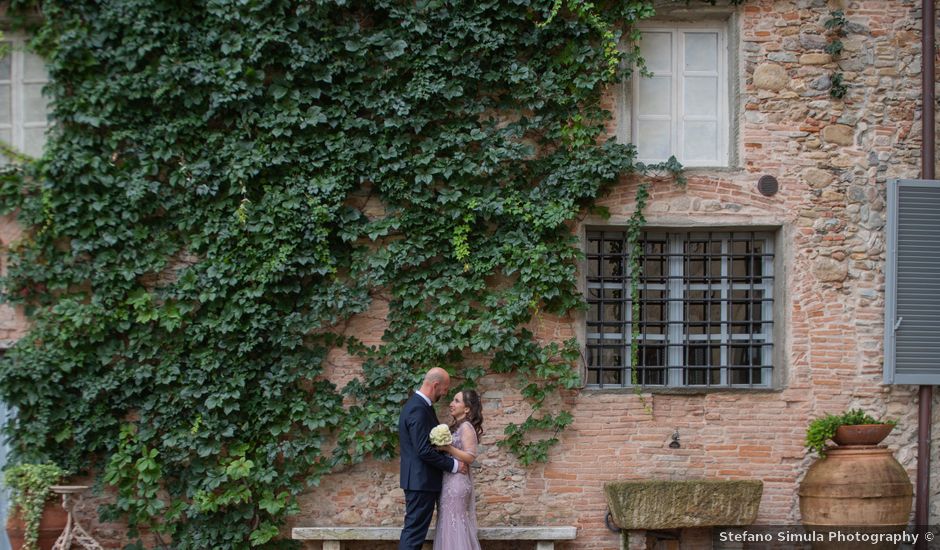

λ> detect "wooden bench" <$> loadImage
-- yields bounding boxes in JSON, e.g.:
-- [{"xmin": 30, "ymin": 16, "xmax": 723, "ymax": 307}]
[{"xmin": 292, "ymin": 526, "xmax": 577, "ymax": 549}]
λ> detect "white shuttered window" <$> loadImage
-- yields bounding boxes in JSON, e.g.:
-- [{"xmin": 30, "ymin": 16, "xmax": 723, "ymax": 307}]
[
  {"xmin": 0, "ymin": 36, "xmax": 50, "ymax": 162},
  {"xmin": 632, "ymin": 26, "xmax": 727, "ymax": 167}
]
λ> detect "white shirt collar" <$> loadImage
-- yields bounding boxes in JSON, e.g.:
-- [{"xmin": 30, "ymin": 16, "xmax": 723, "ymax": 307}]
[{"xmin": 414, "ymin": 390, "xmax": 432, "ymax": 406}]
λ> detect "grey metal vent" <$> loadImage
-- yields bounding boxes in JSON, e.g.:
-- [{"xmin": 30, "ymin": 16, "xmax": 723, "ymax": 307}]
[{"xmin": 885, "ymin": 179, "xmax": 940, "ymax": 384}]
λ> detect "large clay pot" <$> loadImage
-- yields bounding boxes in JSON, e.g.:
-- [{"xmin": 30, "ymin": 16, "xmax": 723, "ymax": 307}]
[
  {"xmin": 799, "ymin": 446, "xmax": 913, "ymax": 549},
  {"xmin": 5, "ymin": 498, "xmax": 68, "ymax": 550}
]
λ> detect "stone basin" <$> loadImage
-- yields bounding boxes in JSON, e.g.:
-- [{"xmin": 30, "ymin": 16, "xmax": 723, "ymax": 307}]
[{"xmin": 604, "ymin": 479, "xmax": 763, "ymax": 530}]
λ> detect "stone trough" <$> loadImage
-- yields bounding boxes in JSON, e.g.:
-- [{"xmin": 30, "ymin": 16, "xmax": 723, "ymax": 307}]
[{"xmin": 604, "ymin": 479, "xmax": 763, "ymax": 548}]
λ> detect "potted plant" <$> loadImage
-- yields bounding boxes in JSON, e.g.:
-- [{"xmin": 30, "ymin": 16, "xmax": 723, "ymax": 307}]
[
  {"xmin": 4, "ymin": 463, "xmax": 68, "ymax": 550},
  {"xmin": 804, "ymin": 408, "xmax": 897, "ymax": 457},
  {"xmin": 799, "ymin": 409, "xmax": 910, "ymax": 538}
]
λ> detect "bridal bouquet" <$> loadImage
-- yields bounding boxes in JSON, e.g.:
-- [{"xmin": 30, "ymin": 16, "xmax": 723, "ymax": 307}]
[{"xmin": 429, "ymin": 424, "xmax": 453, "ymax": 446}]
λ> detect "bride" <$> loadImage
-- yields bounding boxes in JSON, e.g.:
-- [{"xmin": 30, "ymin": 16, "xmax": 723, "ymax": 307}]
[{"xmin": 433, "ymin": 389, "xmax": 484, "ymax": 550}]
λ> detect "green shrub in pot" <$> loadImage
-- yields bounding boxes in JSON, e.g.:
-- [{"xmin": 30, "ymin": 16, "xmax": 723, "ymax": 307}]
[
  {"xmin": 3, "ymin": 463, "xmax": 67, "ymax": 550},
  {"xmin": 805, "ymin": 409, "xmax": 896, "ymax": 457}
]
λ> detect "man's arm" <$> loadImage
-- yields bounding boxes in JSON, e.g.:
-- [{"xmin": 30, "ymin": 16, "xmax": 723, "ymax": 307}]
[{"xmin": 405, "ymin": 406, "xmax": 461, "ymax": 473}]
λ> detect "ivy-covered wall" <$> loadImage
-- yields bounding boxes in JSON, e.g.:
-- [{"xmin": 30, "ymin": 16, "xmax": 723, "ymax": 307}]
[
  {"xmin": 0, "ymin": 0, "xmax": 681, "ymax": 548},
  {"xmin": 0, "ymin": 0, "xmax": 937, "ymax": 549}
]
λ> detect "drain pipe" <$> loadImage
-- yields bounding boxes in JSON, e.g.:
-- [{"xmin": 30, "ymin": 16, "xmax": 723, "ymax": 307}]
[
  {"xmin": 925, "ymin": 0, "xmax": 936, "ymax": 180},
  {"xmin": 916, "ymin": 0, "xmax": 935, "ymax": 546}
]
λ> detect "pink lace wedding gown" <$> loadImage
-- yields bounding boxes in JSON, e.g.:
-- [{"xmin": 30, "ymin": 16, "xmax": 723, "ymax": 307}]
[{"xmin": 433, "ymin": 421, "xmax": 480, "ymax": 550}]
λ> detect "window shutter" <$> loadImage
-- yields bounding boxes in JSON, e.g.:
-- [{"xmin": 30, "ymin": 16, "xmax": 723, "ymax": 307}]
[
  {"xmin": 21, "ymin": 49, "xmax": 49, "ymax": 158},
  {"xmin": 0, "ymin": 37, "xmax": 50, "ymax": 163},
  {"xmin": 633, "ymin": 26, "xmax": 726, "ymax": 166},
  {"xmin": 635, "ymin": 30, "xmax": 673, "ymax": 161},
  {"xmin": 885, "ymin": 179, "xmax": 940, "ymax": 384},
  {"xmin": 680, "ymin": 31, "xmax": 721, "ymax": 164},
  {"xmin": 0, "ymin": 41, "xmax": 13, "ymax": 149}
]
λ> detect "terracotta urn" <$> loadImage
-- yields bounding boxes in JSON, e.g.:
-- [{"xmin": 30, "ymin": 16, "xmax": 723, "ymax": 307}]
[
  {"xmin": 799, "ymin": 446, "xmax": 913, "ymax": 549},
  {"xmin": 5, "ymin": 498, "xmax": 68, "ymax": 550},
  {"xmin": 831, "ymin": 424, "xmax": 894, "ymax": 446}
]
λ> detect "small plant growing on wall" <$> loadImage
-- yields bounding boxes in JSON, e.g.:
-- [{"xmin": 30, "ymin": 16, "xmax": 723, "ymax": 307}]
[{"xmin": 824, "ymin": 9, "xmax": 849, "ymax": 99}]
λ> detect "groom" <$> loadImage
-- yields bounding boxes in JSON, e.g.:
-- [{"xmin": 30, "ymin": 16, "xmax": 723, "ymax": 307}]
[{"xmin": 398, "ymin": 367, "xmax": 468, "ymax": 550}]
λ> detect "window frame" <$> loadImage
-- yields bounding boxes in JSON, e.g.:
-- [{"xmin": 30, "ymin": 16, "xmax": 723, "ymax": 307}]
[
  {"xmin": 582, "ymin": 228, "xmax": 777, "ymax": 390},
  {"xmin": 629, "ymin": 22, "xmax": 730, "ymax": 168},
  {"xmin": 0, "ymin": 33, "xmax": 50, "ymax": 160}
]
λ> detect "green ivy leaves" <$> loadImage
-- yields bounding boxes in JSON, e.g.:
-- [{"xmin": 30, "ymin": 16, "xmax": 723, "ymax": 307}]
[{"xmin": 0, "ymin": 0, "xmax": 674, "ymax": 547}]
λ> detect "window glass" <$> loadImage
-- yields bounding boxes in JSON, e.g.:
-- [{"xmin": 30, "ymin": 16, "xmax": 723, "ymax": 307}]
[
  {"xmin": 23, "ymin": 51, "xmax": 47, "ymax": 81},
  {"xmin": 23, "ymin": 127, "xmax": 46, "ymax": 157},
  {"xmin": 0, "ymin": 43, "xmax": 11, "ymax": 80},
  {"xmin": 0, "ymin": 85, "xmax": 11, "ymax": 125},
  {"xmin": 642, "ymin": 31, "xmax": 672, "ymax": 73},
  {"xmin": 684, "ymin": 76, "xmax": 718, "ymax": 117},
  {"xmin": 638, "ymin": 77, "xmax": 671, "ymax": 117},
  {"xmin": 637, "ymin": 119, "xmax": 671, "ymax": 160},
  {"xmin": 23, "ymin": 83, "xmax": 48, "ymax": 123},
  {"xmin": 684, "ymin": 121, "xmax": 718, "ymax": 161},
  {"xmin": 684, "ymin": 32, "xmax": 718, "ymax": 72}
]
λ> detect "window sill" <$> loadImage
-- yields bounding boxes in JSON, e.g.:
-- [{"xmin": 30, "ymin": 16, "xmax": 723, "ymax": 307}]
[
  {"xmin": 638, "ymin": 165, "xmax": 745, "ymax": 174},
  {"xmin": 582, "ymin": 385, "xmax": 780, "ymax": 395},
  {"xmin": 680, "ymin": 166, "xmax": 744, "ymax": 174}
]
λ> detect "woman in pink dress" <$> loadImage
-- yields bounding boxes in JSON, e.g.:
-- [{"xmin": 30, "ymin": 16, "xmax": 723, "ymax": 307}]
[{"xmin": 433, "ymin": 390, "xmax": 484, "ymax": 550}]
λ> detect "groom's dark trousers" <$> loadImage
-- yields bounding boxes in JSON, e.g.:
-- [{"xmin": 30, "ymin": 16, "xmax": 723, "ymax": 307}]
[{"xmin": 399, "ymin": 392, "xmax": 456, "ymax": 550}]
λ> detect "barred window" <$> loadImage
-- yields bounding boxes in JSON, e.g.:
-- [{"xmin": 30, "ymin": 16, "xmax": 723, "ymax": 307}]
[{"xmin": 585, "ymin": 230, "xmax": 775, "ymax": 388}]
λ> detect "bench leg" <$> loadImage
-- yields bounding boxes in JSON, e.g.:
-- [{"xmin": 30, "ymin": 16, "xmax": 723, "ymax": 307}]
[
  {"xmin": 536, "ymin": 543, "xmax": 554, "ymax": 550},
  {"xmin": 323, "ymin": 541, "xmax": 341, "ymax": 550}
]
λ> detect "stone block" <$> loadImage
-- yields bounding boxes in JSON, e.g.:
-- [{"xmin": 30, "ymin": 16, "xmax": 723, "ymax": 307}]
[
  {"xmin": 821, "ymin": 124, "xmax": 854, "ymax": 146},
  {"xmin": 810, "ymin": 73, "xmax": 832, "ymax": 90},
  {"xmin": 821, "ymin": 190, "xmax": 846, "ymax": 201},
  {"xmin": 800, "ymin": 53, "xmax": 832, "ymax": 65},
  {"xmin": 753, "ymin": 63, "xmax": 788, "ymax": 91},
  {"xmin": 812, "ymin": 257, "xmax": 848, "ymax": 282},
  {"xmin": 604, "ymin": 479, "xmax": 763, "ymax": 530},
  {"xmin": 802, "ymin": 167, "xmax": 834, "ymax": 189},
  {"xmin": 799, "ymin": 33, "xmax": 828, "ymax": 50},
  {"xmin": 768, "ymin": 52, "xmax": 798, "ymax": 63}
]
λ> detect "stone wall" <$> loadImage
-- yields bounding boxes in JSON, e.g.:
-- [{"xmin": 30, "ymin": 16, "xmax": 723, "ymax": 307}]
[
  {"xmin": 0, "ymin": 1, "xmax": 937, "ymax": 549},
  {"xmin": 291, "ymin": 1, "xmax": 940, "ymax": 549}
]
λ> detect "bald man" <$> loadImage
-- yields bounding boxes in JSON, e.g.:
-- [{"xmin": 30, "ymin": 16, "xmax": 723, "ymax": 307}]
[{"xmin": 398, "ymin": 368, "xmax": 468, "ymax": 550}]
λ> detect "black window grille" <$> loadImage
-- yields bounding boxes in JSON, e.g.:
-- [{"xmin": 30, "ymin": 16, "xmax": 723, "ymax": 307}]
[{"xmin": 585, "ymin": 230, "xmax": 775, "ymax": 388}]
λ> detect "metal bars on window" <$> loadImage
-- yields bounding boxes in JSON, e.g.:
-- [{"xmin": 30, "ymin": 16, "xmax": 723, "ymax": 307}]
[{"xmin": 585, "ymin": 230, "xmax": 774, "ymax": 388}]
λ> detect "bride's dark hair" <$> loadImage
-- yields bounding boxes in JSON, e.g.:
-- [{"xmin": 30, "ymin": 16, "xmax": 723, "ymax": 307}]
[{"xmin": 450, "ymin": 389, "xmax": 483, "ymax": 440}]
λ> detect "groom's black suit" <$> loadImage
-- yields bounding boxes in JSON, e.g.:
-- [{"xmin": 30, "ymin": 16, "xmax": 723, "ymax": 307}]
[{"xmin": 398, "ymin": 392, "xmax": 457, "ymax": 550}]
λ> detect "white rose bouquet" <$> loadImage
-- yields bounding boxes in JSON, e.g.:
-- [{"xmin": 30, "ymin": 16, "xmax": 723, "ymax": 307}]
[{"xmin": 429, "ymin": 424, "xmax": 453, "ymax": 446}]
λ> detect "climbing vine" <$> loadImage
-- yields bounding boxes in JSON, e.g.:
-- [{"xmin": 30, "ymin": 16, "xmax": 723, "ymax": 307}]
[
  {"xmin": 625, "ymin": 159, "xmax": 684, "ymax": 410},
  {"xmin": 0, "ymin": 0, "xmax": 730, "ymax": 547}
]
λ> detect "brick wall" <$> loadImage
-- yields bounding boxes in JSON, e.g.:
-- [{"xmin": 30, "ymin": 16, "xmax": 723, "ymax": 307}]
[
  {"xmin": 1, "ymin": 1, "xmax": 938, "ymax": 549},
  {"xmin": 290, "ymin": 1, "xmax": 940, "ymax": 549}
]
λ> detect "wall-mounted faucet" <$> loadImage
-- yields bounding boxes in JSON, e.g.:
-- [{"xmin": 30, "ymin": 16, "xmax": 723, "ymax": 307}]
[{"xmin": 669, "ymin": 428, "xmax": 681, "ymax": 449}]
